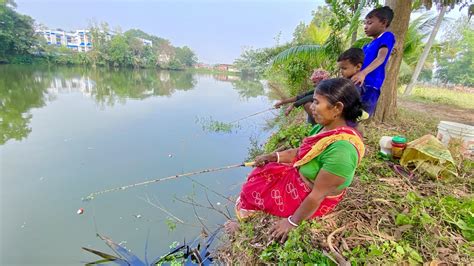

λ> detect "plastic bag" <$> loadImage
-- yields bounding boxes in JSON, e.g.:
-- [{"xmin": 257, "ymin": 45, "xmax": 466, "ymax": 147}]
[{"xmin": 400, "ymin": 134, "xmax": 458, "ymax": 179}]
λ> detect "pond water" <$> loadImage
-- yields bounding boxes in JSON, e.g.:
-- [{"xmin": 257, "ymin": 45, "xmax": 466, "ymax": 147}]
[{"xmin": 0, "ymin": 65, "xmax": 276, "ymax": 265}]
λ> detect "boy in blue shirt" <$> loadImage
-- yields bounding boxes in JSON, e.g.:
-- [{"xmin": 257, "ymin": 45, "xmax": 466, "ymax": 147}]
[{"xmin": 351, "ymin": 6, "xmax": 396, "ymax": 116}]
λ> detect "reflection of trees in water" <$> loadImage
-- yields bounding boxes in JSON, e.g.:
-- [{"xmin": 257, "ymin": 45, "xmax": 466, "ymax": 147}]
[
  {"xmin": 46, "ymin": 67, "xmax": 197, "ymax": 105},
  {"xmin": 230, "ymin": 78, "xmax": 265, "ymax": 100},
  {"xmin": 0, "ymin": 66, "xmax": 197, "ymax": 144},
  {"xmin": 0, "ymin": 65, "xmax": 51, "ymax": 144}
]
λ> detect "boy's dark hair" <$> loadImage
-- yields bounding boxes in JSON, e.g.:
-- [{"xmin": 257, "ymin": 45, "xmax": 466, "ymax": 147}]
[
  {"xmin": 366, "ymin": 6, "xmax": 394, "ymax": 27},
  {"xmin": 337, "ymin": 48, "xmax": 364, "ymax": 66}
]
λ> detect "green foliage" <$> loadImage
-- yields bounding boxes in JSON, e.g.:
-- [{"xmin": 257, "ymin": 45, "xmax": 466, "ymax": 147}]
[
  {"xmin": 108, "ymin": 35, "xmax": 131, "ymax": 66},
  {"xmin": 264, "ymin": 123, "xmax": 312, "ymax": 153},
  {"xmin": 0, "ymin": 2, "xmax": 36, "ymax": 60},
  {"xmin": 344, "ymin": 241, "xmax": 424, "ymax": 264},
  {"xmin": 165, "ymin": 218, "xmax": 177, "ymax": 232},
  {"xmin": 246, "ymin": 135, "xmax": 264, "ymax": 161},
  {"xmin": 394, "ymin": 192, "xmax": 474, "ymax": 242},
  {"xmin": 435, "ymin": 17, "xmax": 474, "ymax": 86},
  {"xmin": 260, "ymin": 221, "xmax": 334, "ymax": 264},
  {"xmin": 155, "ymin": 241, "xmax": 185, "ymax": 265},
  {"xmin": 233, "ymin": 44, "xmax": 291, "ymax": 76},
  {"xmin": 195, "ymin": 116, "xmax": 237, "ymax": 133}
]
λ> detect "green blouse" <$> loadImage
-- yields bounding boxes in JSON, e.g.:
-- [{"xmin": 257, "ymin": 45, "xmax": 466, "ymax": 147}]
[{"xmin": 298, "ymin": 124, "xmax": 358, "ymax": 189}]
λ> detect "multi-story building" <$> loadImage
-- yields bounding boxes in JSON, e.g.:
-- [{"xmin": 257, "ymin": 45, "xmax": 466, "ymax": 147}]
[
  {"xmin": 36, "ymin": 29, "xmax": 93, "ymax": 52},
  {"xmin": 36, "ymin": 29, "xmax": 152, "ymax": 52}
]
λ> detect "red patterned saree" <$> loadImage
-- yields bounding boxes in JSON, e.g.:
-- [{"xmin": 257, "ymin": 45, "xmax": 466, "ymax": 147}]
[{"xmin": 236, "ymin": 126, "xmax": 365, "ymax": 220}]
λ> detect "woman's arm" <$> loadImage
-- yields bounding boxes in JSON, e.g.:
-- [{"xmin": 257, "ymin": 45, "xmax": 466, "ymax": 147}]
[
  {"xmin": 269, "ymin": 169, "xmax": 345, "ymax": 242},
  {"xmin": 254, "ymin": 149, "xmax": 298, "ymax": 167},
  {"xmin": 351, "ymin": 47, "xmax": 389, "ymax": 86},
  {"xmin": 291, "ymin": 170, "xmax": 344, "ymax": 222}
]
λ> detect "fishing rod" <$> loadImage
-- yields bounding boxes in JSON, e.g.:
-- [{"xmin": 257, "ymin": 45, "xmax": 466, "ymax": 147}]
[
  {"xmin": 228, "ymin": 107, "xmax": 276, "ymax": 124},
  {"xmin": 83, "ymin": 161, "xmax": 256, "ymax": 201}
]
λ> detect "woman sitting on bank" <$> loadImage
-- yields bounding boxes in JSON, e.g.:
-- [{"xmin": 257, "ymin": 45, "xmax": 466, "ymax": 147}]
[{"xmin": 227, "ymin": 78, "xmax": 365, "ymax": 242}]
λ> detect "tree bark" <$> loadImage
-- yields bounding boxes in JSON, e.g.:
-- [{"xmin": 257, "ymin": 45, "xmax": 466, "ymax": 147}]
[
  {"xmin": 373, "ymin": 0, "xmax": 412, "ymax": 123},
  {"xmin": 403, "ymin": 5, "xmax": 447, "ymax": 96},
  {"xmin": 351, "ymin": 0, "xmax": 360, "ymax": 45}
]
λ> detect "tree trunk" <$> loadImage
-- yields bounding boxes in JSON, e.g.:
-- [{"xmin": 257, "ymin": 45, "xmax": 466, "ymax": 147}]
[
  {"xmin": 373, "ymin": 0, "xmax": 412, "ymax": 123},
  {"xmin": 351, "ymin": 29, "xmax": 358, "ymax": 45},
  {"xmin": 403, "ymin": 5, "xmax": 447, "ymax": 96},
  {"xmin": 351, "ymin": 1, "xmax": 360, "ymax": 45}
]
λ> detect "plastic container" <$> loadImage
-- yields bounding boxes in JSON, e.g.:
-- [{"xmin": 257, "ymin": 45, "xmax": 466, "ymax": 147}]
[
  {"xmin": 392, "ymin": 136, "xmax": 407, "ymax": 159},
  {"xmin": 437, "ymin": 121, "xmax": 474, "ymax": 157},
  {"xmin": 379, "ymin": 136, "xmax": 393, "ymax": 155}
]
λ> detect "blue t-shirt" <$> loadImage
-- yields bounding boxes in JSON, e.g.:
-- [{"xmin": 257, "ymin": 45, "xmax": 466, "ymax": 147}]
[{"xmin": 362, "ymin": 31, "xmax": 395, "ymax": 90}]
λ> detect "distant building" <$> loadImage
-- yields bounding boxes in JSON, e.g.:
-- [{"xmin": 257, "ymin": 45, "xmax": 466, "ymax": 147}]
[
  {"xmin": 137, "ymin": 37, "xmax": 153, "ymax": 47},
  {"xmin": 36, "ymin": 28, "xmax": 152, "ymax": 52},
  {"xmin": 195, "ymin": 63, "xmax": 212, "ymax": 69},
  {"xmin": 214, "ymin": 64, "xmax": 240, "ymax": 73}
]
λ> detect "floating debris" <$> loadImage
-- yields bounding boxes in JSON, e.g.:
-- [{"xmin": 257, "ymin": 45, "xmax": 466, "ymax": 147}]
[
  {"xmin": 133, "ymin": 214, "xmax": 142, "ymax": 219},
  {"xmin": 168, "ymin": 154, "xmax": 173, "ymax": 158},
  {"xmin": 77, "ymin": 208, "xmax": 84, "ymax": 215},
  {"xmin": 39, "ymin": 176, "xmax": 45, "ymax": 181},
  {"xmin": 20, "ymin": 222, "xmax": 26, "ymax": 229}
]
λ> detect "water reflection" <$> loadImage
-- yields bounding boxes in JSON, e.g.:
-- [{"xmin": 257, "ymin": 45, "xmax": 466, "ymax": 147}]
[
  {"xmin": 211, "ymin": 73, "xmax": 265, "ymax": 100},
  {"xmin": 45, "ymin": 67, "xmax": 197, "ymax": 104},
  {"xmin": 0, "ymin": 66, "xmax": 266, "ymax": 145},
  {"xmin": 0, "ymin": 66, "xmax": 198, "ymax": 145},
  {"xmin": 0, "ymin": 66, "xmax": 50, "ymax": 144}
]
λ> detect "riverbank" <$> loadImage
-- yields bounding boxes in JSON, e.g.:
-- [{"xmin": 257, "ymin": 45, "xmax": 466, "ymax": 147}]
[{"xmin": 216, "ymin": 96, "xmax": 474, "ymax": 264}]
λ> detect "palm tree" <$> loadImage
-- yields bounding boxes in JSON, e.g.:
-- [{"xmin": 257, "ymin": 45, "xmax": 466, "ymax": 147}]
[
  {"xmin": 403, "ymin": 5, "xmax": 447, "ymax": 95},
  {"xmin": 398, "ymin": 12, "xmax": 441, "ymax": 84},
  {"xmin": 270, "ymin": 0, "xmax": 370, "ymax": 73}
]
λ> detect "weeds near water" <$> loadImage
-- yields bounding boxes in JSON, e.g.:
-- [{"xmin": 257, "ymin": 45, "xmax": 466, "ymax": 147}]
[{"xmin": 195, "ymin": 116, "xmax": 238, "ymax": 133}]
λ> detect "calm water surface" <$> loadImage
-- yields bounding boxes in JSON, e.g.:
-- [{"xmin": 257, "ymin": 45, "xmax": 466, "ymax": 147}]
[{"xmin": 0, "ymin": 65, "xmax": 275, "ymax": 265}]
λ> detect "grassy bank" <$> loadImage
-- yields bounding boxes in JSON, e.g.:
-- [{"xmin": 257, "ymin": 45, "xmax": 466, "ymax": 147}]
[
  {"xmin": 216, "ymin": 106, "xmax": 473, "ymax": 264},
  {"xmin": 398, "ymin": 85, "xmax": 474, "ymax": 109}
]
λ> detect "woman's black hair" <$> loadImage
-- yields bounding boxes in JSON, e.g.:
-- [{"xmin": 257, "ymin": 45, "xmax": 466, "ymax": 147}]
[
  {"xmin": 315, "ymin": 78, "xmax": 364, "ymax": 123},
  {"xmin": 366, "ymin": 6, "xmax": 394, "ymax": 27}
]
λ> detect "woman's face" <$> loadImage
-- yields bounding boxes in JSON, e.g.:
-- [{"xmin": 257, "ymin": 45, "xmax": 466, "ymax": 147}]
[{"xmin": 310, "ymin": 93, "xmax": 338, "ymax": 126}]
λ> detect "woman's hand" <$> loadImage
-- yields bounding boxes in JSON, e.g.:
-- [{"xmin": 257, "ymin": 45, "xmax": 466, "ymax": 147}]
[
  {"xmin": 269, "ymin": 218, "xmax": 296, "ymax": 243},
  {"xmin": 254, "ymin": 153, "xmax": 276, "ymax": 167}
]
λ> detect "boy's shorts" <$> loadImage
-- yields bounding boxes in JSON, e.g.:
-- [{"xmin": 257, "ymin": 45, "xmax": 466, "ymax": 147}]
[{"xmin": 360, "ymin": 85, "xmax": 380, "ymax": 116}]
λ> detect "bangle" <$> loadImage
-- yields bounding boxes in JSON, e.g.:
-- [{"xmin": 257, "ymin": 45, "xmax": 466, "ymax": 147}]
[
  {"xmin": 287, "ymin": 215, "xmax": 298, "ymax": 227},
  {"xmin": 276, "ymin": 152, "xmax": 280, "ymax": 163}
]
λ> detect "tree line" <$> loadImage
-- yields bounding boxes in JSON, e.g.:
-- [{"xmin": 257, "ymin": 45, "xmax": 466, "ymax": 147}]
[{"xmin": 0, "ymin": 0, "xmax": 198, "ymax": 69}]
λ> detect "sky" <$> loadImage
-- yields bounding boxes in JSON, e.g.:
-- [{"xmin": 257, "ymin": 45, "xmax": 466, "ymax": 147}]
[{"xmin": 15, "ymin": 0, "xmax": 324, "ymax": 64}]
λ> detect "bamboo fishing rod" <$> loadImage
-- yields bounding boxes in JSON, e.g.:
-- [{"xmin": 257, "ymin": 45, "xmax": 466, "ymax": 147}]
[
  {"xmin": 82, "ymin": 162, "xmax": 256, "ymax": 201},
  {"xmin": 228, "ymin": 107, "xmax": 276, "ymax": 124}
]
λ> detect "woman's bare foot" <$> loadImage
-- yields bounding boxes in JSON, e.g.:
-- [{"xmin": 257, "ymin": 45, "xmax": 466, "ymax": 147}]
[{"xmin": 224, "ymin": 220, "xmax": 240, "ymax": 235}]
